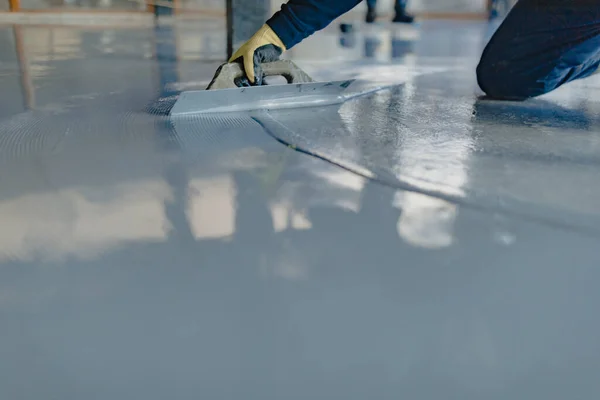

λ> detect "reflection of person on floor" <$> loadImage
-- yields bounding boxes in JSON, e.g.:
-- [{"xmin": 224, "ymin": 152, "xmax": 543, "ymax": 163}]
[
  {"xmin": 229, "ymin": 0, "xmax": 600, "ymax": 100},
  {"xmin": 365, "ymin": 0, "xmax": 414, "ymax": 24}
]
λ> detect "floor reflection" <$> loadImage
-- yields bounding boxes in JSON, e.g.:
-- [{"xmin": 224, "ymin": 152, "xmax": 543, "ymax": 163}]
[
  {"xmin": 0, "ymin": 180, "xmax": 171, "ymax": 262},
  {"xmin": 2, "ymin": 18, "xmax": 600, "ymax": 400}
]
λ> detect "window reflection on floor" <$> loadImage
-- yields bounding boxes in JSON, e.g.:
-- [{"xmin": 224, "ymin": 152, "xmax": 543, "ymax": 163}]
[
  {"xmin": 0, "ymin": 180, "xmax": 171, "ymax": 262},
  {"xmin": 187, "ymin": 175, "xmax": 236, "ymax": 240}
]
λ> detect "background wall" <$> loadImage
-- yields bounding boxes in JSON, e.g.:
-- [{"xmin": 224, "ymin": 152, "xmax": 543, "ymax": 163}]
[
  {"xmin": 17, "ymin": 0, "xmax": 146, "ymax": 10},
  {"xmin": 270, "ymin": 0, "xmax": 488, "ymax": 16},
  {"xmin": 409, "ymin": 0, "xmax": 487, "ymax": 13},
  {"xmin": 180, "ymin": 0, "xmax": 223, "ymax": 12}
]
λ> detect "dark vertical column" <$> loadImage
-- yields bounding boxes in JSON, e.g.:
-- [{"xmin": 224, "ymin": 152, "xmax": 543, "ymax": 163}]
[
  {"xmin": 226, "ymin": 0, "xmax": 233, "ymax": 59},
  {"xmin": 154, "ymin": 0, "xmax": 173, "ymax": 16},
  {"xmin": 153, "ymin": 24, "xmax": 179, "ymax": 98},
  {"xmin": 226, "ymin": 0, "xmax": 270, "ymax": 60}
]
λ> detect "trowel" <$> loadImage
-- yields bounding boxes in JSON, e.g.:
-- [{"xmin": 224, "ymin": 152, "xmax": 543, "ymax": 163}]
[{"xmin": 170, "ymin": 60, "xmax": 358, "ymax": 116}]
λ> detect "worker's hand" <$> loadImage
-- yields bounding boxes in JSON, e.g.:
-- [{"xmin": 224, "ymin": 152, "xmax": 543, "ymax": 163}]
[{"xmin": 229, "ymin": 24, "xmax": 286, "ymax": 86}]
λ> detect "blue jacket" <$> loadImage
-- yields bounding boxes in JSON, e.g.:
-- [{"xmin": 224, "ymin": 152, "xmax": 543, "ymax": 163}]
[
  {"xmin": 266, "ymin": 0, "xmax": 362, "ymax": 49},
  {"xmin": 266, "ymin": 0, "xmax": 599, "ymax": 49}
]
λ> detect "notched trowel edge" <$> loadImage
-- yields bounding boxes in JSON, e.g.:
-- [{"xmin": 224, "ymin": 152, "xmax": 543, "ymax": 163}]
[{"xmin": 170, "ymin": 79, "xmax": 359, "ymax": 115}]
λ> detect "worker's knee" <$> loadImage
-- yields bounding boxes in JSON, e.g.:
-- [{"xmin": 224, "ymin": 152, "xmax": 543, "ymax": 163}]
[{"xmin": 476, "ymin": 57, "xmax": 554, "ymax": 100}]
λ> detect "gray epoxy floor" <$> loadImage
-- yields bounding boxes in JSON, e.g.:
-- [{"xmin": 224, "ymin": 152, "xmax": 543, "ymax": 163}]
[{"xmin": 1, "ymin": 20, "xmax": 600, "ymax": 399}]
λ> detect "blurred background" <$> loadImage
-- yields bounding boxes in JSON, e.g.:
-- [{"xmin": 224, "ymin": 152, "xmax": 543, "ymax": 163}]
[
  {"xmin": 0, "ymin": 0, "xmax": 517, "ymax": 115},
  {"xmin": 0, "ymin": 0, "xmax": 515, "ymax": 20}
]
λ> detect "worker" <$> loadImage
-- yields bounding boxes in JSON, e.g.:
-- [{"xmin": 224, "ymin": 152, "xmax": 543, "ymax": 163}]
[
  {"xmin": 229, "ymin": 0, "xmax": 600, "ymax": 100},
  {"xmin": 365, "ymin": 0, "xmax": 414, "ymax": 24}
]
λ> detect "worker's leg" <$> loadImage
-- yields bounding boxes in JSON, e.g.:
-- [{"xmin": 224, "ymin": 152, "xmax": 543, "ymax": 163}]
[
  {"xmin": 393, "ymin": 0, "xmax": 414, "ymax": 23},
  {"xmin": 365, "ymin": 0, "xmax": 377, "ymax": 23},
  {"xmin": 394, "ymin": 0, "xmax": 407, "ymax": 14},
  {"xmin": 477, "ymin": 0, "xmax": 600, "ymax": 100}
]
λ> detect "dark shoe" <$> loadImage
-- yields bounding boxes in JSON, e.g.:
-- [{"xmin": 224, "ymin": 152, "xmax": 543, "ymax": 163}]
[
  {"xmin": 392, "ymin": 13, "xmax": 414, "ymax": 23},
  {"xmin": 366, "ymin": 8, "xmax": 376, "ymax": 23},
  {"xmin": 339, "ymin": 23, "xmax": 354, "ymax": 33}
]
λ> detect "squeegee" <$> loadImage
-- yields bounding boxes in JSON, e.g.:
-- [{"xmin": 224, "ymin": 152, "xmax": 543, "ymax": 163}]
[{"xmin": 170, "ymin": 60, "xmax": 358, "ymax": 116}]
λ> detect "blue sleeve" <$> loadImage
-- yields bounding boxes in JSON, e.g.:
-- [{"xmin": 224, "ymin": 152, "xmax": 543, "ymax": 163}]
[{"xmin": 266, "ymin": 0, "xmax": 363, "ymax": 49}]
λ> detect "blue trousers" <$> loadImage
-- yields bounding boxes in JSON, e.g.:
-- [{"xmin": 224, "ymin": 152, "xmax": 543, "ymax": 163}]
[
  {"xmin": 365, "ymin": 0, "xmax": 407, "ymax": 14},
  {"xmin": 477, "ymin": 0, "xmax": 600, "ymax": 99}
]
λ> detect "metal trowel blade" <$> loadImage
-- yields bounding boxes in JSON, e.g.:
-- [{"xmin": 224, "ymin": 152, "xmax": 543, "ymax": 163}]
[{"xmin": 170, "ymin": 80, "xmax": 355, "ymax": 116}]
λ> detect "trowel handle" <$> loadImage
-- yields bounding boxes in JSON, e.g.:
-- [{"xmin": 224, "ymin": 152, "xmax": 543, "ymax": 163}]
[
  {"xmin": 206, "ymin": 60, "xmax": 314, "ymax": 90},
  {"xmin": 260, "ymin": 60, "xmax": 314, "ymax": 84}
]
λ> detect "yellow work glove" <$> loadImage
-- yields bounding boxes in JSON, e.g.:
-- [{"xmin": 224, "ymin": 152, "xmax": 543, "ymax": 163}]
[{"xmin": 229, "ymin": 24, "xmax": 287, "ymax": 86}]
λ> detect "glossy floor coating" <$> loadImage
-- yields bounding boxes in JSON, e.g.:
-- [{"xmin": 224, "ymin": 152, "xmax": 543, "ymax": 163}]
[{"xmin": 1, "ymin": 19, "xmax": 600, "ymax": 399}]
